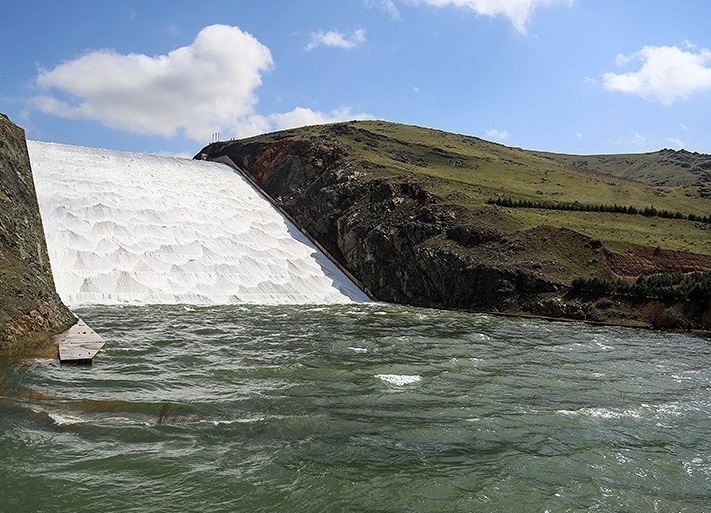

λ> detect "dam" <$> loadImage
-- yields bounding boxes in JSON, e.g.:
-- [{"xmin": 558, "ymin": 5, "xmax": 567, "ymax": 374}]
[
  {"xmin": 7, "ymin": 141, "xmax": 710, "ymax": 513},
  {"xmin": 27, "ymin": 141, "xmax": 369, "ymax": 306}
]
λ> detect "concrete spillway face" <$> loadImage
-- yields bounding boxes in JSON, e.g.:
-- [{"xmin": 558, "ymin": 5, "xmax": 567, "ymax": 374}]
[{"xmin": 28, "ymin": 141, "xmax": 370, "ymax": 306}]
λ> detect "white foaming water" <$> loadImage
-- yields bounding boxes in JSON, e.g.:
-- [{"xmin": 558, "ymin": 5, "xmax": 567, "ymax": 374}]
[
  {"xmin": 28, "ymin": 141, "xmax": 369, "ymax": 306},
  {"xmin": 376, "ymin": 374, "xmax": 422, "ymax": 386}
]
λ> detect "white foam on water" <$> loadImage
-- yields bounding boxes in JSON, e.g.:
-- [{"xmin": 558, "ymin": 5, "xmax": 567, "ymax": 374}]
[
  {"xmin": 208, "ymin": 417, "xmax": 267, "ymax": 426},
  {"xmin": 376, "ymin": 374, "xmax": 422, "ymax": 386},
  {"xmin": 559, "ymin": 402, "xmax": 693, "ymax": 421},
  {"xmin": 558, "ymin": 407, "xmax": 642, "ymax": 419},
  {"xmin": 48, "ymin": 412, "xmax": 86, "ymax": 426},
  {"xmin": 28, "ymin": 141, "xmax": 370, "ymax": 306}
]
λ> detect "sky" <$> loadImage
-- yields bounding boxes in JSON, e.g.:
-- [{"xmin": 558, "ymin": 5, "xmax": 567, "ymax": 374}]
[{"xmin": 2, "ymin": 0, "xmax": 711, "ymax": 157}]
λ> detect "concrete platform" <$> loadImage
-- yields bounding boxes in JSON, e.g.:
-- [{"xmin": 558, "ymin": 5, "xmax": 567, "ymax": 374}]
[{"xmin": 55, "ymin": 318, "xmax": 105, "ymax": 365}]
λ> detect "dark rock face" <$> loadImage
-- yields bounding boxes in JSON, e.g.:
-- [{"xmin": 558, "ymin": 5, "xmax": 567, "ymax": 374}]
[
  {"xmin": 0, "ymin": 114, "xmax": 75, "ymax": 351},
  {"xmin": 198, "ymin": 136, "xmax": 557, "ymax": 313}
]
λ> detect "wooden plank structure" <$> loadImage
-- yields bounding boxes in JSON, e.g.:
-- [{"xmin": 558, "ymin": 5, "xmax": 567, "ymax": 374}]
[{"xmin": 55, "ymin": 318, "xmax": 106, "ymax": 365}]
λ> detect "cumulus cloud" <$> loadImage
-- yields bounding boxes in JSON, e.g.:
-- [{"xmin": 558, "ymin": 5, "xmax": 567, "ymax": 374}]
[
  {"xmin": 34, "ymin": 25, "xmax": 274, "ymax": 142},
  {"xmin": 268, "ymin": 106, "xmax": 374, "ymax": 132},
  {"xmin": 213, "ymin": 106, "xmax": 373, "ymax": 140},
  {"xmin": 416, "ymin": 0, "xmax": 573, "ymax": 33},
  {"xmin": 485, "ymin": 128, "xmax": 510, "ymax": 142},
  {"xmin": 602, "ymin": 42, "xmax": 711, "ymax": 105},
  {"xmin": 305, "ymin": 28, "xmax": 367, "ymax": 51},
  {"xmin": 32, "ymin": 24, "xmax": 373, "ymax": 143}
]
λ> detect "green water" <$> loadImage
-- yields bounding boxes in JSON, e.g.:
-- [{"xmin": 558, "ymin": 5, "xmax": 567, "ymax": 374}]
[{"xmin": 1, "ymin": 304, "xmax": 710, "ymax": 512}]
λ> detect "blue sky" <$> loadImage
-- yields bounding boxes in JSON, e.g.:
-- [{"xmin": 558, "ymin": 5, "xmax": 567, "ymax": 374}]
[{"xmin": 2, "ymin": 0, "xmax": 710, "ymax": 156}]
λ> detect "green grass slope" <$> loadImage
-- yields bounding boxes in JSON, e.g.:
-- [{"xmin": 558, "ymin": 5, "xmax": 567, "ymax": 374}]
[
  {"xmin": 320, "ymin": 121, "xmax": 711, "ymax": 257},
  {"xmin": 208, "ymin": 120, "xmax": 711, "ymax": 329}
]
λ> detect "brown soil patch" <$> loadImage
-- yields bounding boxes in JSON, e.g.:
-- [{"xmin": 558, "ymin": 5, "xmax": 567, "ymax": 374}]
[{"xmin": 605, "ymin": 247, "xmax": 711, "ymax": 277}]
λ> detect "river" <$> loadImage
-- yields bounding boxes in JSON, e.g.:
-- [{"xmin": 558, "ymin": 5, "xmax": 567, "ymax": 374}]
[{"xmin": 1, "ymin": 304, "xmax": 709, "ymax": 512}]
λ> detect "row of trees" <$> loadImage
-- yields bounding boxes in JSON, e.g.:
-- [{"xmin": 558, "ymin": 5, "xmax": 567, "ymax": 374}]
[
  {"xmin": 487, "ymin": 197, "xmax": 711, "ymax": 224},
  {"xmin": 571, "ymin": 272, "xmax": 711, "ymax": 301}
]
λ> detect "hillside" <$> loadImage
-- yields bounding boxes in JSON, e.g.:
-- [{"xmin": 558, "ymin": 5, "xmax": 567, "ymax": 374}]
[
  {"xmin": 198, "ymin": 120, "xmax": 711, "ymax": 330},
  {"xmin": 531, "ymin": 148, "xmax": 711, "ymax": 187}
]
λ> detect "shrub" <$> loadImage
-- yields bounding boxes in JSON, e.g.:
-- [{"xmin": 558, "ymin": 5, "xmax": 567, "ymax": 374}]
[
  {"xmin": 572, "ymin": 271, "xmax": 711, "ymax": 301},
  {"xmin": 487, "ymin": 197, "xmax": 709, "ymax": 224}
]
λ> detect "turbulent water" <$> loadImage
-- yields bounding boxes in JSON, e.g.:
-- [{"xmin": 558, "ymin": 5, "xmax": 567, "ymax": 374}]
[
  {"xmin": 1, "ymin": 304, "xmax": 709, "ymax": 512},
  {"xmin": 28, "ymin": 141, "xmax": 367, "ymax": 305}
]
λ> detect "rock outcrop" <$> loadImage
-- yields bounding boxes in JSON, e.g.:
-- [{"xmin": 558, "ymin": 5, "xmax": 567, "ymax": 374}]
[
  {"xmin": 198, "ymin": 135, "xmax": 558, "ymax": 313},
  {"xmin": 197, "ymin": 123, "xmax": 711, "ymax": 331},
  {"xmin": 0, "ymin": 114, "xmax": 75, "ymax": 354}
]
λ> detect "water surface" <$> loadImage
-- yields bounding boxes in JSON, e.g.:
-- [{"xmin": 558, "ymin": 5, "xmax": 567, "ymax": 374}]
[{"xmin": 2, "ymin": 304, "xmax": 709, "ymax": 512}]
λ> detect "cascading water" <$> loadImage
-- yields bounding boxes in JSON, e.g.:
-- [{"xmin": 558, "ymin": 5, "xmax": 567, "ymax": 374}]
[{"xmin": 27, "ymin": 141, "xmax": 369, "ymax": 306}]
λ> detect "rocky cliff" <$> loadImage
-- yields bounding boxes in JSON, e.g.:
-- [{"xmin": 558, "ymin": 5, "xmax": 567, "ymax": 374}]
[
  {"xmin": 197, "ymin": 122, "xmax": 711, "ymax": 331},
  {"xmin": 0, "ymin": 114, "xmax": 75, "ymax": 355},
  {"xmin": 196, "ymin": 135, "xmax": 560, "ymax": 312}
]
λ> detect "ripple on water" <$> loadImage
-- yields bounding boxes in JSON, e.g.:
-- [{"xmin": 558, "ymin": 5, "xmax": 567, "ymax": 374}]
[
  {"xmin": 2, "ymin": 304, "xmax": 710, "ymax": 513},
  {"xmin": 375, "ymin": 374, "xmax": 422, "ymax": 386}
]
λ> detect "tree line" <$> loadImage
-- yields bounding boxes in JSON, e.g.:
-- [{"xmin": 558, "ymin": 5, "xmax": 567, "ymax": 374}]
[
  {"xmin": 571, "ymin": 272, "xmax": 711, "ymax": 301},
  {"xmin": 487, "ymin": 197, "xmax": 711, "ymax": 224}
]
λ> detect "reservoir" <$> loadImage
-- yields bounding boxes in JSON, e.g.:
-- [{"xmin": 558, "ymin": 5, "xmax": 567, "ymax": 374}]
[{"xmin": 2, "ymin": 304, "xmax": 709, "ymax": 512}]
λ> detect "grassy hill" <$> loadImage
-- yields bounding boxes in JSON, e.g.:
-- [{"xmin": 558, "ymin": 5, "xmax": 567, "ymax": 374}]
[
  {"xmin": 202, "ymin": 120, "xmax": 711, "ymax": 329},
  {"xmin": 251, "ymin": 120, "xmax": 711, "ymax": 258},
  {"xmin": 531, "ymin": 148, "xmax": 711, "ymax": 187}
]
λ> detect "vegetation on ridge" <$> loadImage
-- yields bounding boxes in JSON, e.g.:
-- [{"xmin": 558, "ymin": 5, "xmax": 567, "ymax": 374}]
[
  {"xmin": 205, "ymin": 120, "xmax": 711, "ymax": 330},
  {"xmin": 277, "ymin": 120, "xmax": 710, "ymax": 257},
  {"xmin": 486, "ymin": 197, "xmax": 711, "ymax": 224},
  {"xmin": 572, "ymin": 272, "xmax": 711, "ymax": 302}
]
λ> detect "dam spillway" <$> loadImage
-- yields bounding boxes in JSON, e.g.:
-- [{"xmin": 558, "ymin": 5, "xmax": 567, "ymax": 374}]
[{"xmin": 27, "ymin": 141, "xmax": 369, "ymax": 306}]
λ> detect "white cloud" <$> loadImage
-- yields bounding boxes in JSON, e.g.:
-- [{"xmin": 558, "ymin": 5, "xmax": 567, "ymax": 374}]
[
  {"xmin": 621, "ymin": 132, "xmax": 647, "ymax": 149},
  {"xmin": 34, "ymin": 24, "xmax": 274, "ymax": 142},
  {"xmin": 608, "ymin": 132, "xmax": 649, "ymax": 151},
  {"xmin": 666, "ymin": 136, "xmax": 684, "ymax": 149},
  {"xmin": 415, "ymin": 0, "xmax": 573, "ymax": 33},
  {"xmin": 32, "ymin": 24, "xmax": 374, "ymax": 143},
  {"xmin": 268, "ymin": 106, "xmax": 374, "ymax": 132},
  {"xmin": 203, "ymin": 107, "xmax": 374, "ymax": 141},
  {"xmin": 602, "ymin": 42, "xmax": 711, "ymax": 105},
  {"xmin": 486, "ymin": 128, "xmax": 510, "ymax": 142},
  {"xmin": 365, "ymin": 0, "xmax": 402, "ymax": 19},
  {"xmin": 305, "ymin": 28, "xmax": 367, "ymax": 51}
]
